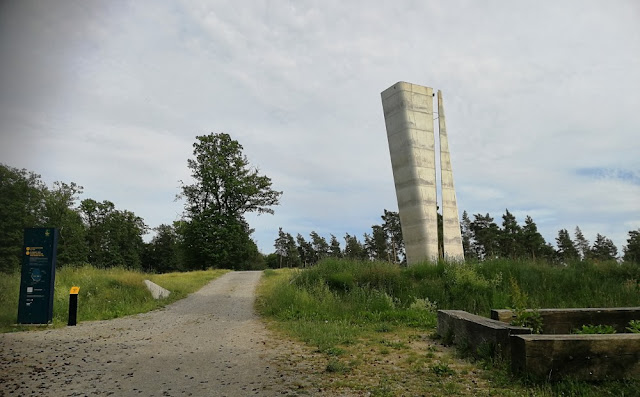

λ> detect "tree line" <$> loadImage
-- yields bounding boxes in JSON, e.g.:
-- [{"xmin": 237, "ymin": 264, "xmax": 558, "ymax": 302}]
[
  {"xmin": 273, "ymin": 209, "xmax": 640, "ymax": 267},
  {"xmin": 461, "ymin": 210, "xmax": 639, "ymax": 264},
  {"xmin": 0, "ymin": 133, "xmax": 281, "ymax": 273},
  {"xmin": 2, "ymin": 131, "xmax": 639, "ymax": 273},
  {"xmin": 267, "ymin": 209, "xmax": 404, "ymax": 268}
]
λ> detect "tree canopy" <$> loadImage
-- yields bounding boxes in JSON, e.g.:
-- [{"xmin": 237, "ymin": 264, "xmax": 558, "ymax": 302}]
[{"xmin": 177, "ymin": 133, "xmax": 281, "ymax": 270}]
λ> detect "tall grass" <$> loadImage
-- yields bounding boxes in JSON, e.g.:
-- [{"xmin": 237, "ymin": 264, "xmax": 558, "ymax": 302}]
[
  {"xmin": 1, "ymin": 265, "xmax": 229, "ymax": 332},
  {"xmin": 257, "ymin": 259, "xmax": 640, "ymax": 395},
  {"xmin": 286, "ymin": 258, "xmax": 640, "ymax": 317}
]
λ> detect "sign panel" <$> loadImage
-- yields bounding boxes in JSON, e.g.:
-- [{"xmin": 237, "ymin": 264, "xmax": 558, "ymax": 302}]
[{"xmin": 17, "ymin": 228, "xmax": 59, "ymax": 324}]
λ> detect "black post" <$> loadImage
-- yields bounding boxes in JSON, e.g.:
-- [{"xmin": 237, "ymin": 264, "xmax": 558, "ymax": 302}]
[{"xmin": 68, "ymin": 287, "xmax": 79, "ymax": 326}]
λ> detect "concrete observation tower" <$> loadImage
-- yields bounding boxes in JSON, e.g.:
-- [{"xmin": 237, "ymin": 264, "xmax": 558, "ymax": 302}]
[{"xmin": 381, "ymin": 82, "xmax": 464, "ymax": 265}]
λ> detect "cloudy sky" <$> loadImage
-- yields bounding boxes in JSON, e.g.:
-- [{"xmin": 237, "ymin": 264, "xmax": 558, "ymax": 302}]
[{"xmin": 1, "ymin": 0, "xmax": 639, "ymax": 255}]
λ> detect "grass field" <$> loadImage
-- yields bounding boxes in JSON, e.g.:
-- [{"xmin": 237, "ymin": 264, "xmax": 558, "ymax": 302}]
[
  {"xmin": 0, "ymin": 265, "xmax": 229, "ymax": 333},
  {"xmin": 256, "ymin": 259, "xmax": 640, "ymax": 396}
]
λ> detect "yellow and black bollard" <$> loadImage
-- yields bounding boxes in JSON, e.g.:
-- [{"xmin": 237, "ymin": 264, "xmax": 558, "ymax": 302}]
[{"xmin": 68, "ymin": 286, "xmax": 80, "ymax": 326}]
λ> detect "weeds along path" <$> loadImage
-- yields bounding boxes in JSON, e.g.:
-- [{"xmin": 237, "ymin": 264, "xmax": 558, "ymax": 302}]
[{"xmin": 0, "ymin": 271, "xmax": 300, "ymax": 396}]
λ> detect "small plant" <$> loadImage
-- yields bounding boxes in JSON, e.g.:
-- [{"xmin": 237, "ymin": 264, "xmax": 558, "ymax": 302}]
[
  {"xmin": 509, "ymin": 277, "xmax": 543, "ymax": 334},
  {"xmin": 324, "ymin": 346, "xmax": 345, "ymax": 356},
  {"xmin": 380, "ymin": 339, "xmax": 408, "ymax": 349},
  {"xmin": 430, "ymin": 362, "xmax": 456, "ymax": 377},
  {"xmin": 375, "ymin": 323, "xmax": 393, "ymax": 333},
  {"xmin": 325, "ymin": 358, "xmax": 350, "ymax": 373},
  {"xmin": 573, "ymin": 324, "xmax": 616, "ymax": 334},
  {"xmin": 627, "ymin": 320, "xmax": 640, "ymax": 333},
  {"xmin": 476, "ymin": 341, "xmax": 497, "ymax": 362},
  {"xmin": 441, "ymin": 329, "xmax": 454, "ymax": 346},
  {"xmin": 409, "ymin": 297, "xmax": 437, "ymax": 313}
]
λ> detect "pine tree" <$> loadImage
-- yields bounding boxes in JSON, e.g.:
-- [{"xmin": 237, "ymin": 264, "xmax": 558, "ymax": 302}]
[
  {"xmin": 344, "ymin": 233, "xmax": 367, "ymax": 260},
  {"xmin": 471, "ymin": 213, "xmax": 500, "ymax": 259},
  {"xmin": 329, "ymin": 234, "xmax": 342, "ymax": 258},
  {"xmin": 460, "ymin": 211, "xmax": 476, "ymax": 261},
  {"xmin": 574, "ymin": 226, "xmax": 590, "ymax": 261},
  {"xmin": 591, "ymin": 233, "xmax": 618, "ymax": 261},
  {"xmin": 364, "ymin": 225, "xmax": 389, "ymax": 261},
  {"xmin": 309, "ymin": 231, "xmax": 330, "ymax": 262},
  {"xmin": 296, "ymin": 234, "xmax": 316, "ymax": 267},
  {"xmin": 623, "ymin": 229, "xmax": 640, "ymax": 264},
  {"xmin": 556, "ymin": 229, "xmax": 579, "ymax": 263},
  {"xmin": 519, "ymin": 216, "xmax": 548, "ymax": 260},
  {"xmin": 381, "ymin": 210, "xmax": 403, "ymax": 263},
  {"xmin": 499, "ymin": 209, "xmax": 522, "ymax": 259}
]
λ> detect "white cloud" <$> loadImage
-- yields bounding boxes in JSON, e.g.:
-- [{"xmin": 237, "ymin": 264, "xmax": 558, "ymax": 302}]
[{"xmin": 1, "ymin": 0, "xmax": 639, "ymax": 254}]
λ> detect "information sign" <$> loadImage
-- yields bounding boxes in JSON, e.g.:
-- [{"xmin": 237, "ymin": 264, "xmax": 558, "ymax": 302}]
[{"xmin": 17, "ymin": 228, "xmax": 59, "ymax": 324}]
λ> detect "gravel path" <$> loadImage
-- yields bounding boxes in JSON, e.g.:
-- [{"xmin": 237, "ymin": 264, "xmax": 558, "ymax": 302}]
[{"xmin": 0, "ymin": 271, "xmax": 302, "ymax": 397}]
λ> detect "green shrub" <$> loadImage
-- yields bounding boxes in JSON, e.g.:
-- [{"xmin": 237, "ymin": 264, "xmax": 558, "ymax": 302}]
[
  {"xmin": 326, "ymin": 358, "xmax": 350, "ymax": 373},
  {"xmin": 430, "ymin": 362, "xmax": 455, "ymax": 377},
  {"xmin": 573, "ymin": 324, "xmax": 617, "ymax": 334}
]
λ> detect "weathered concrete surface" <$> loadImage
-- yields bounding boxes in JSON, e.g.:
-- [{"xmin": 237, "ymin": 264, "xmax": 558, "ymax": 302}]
[
  {"xmin": 0, "ymin": 271, "xmax": 300, "ymax": 396},
  {"xmin": 437, "ymin": 90, "xmax": 464, "ymax": 261},
  {"xmin": 382, "ymin": 82, "xmax": 439, "ymax": 264},
  {"xmin": 491, "ymin": 307, "xmax": 640, "ymax": 334},
  {"xmin": 143, "ymin": 279, "xmax": 171, "ymax": 299},
  {"xmin": 437, "ymin": 310, "xmax": 531, "ymax": 358},
  {"xmin": 511, "ymin": 334, "xmax": 640, "ymax": 380}
]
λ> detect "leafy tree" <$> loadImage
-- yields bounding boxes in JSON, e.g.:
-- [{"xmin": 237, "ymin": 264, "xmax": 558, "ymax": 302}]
[
  {"xmin": 499, "ymin": 209, "xmax": 522, "ymax": 259},
  {"xmin": 80, "ymin": 199, "xmax": 147, "ymax": 268},
  {"xmin": 0, "ymin": 164, "xmax": 46, "ymax": 272},
  {"xmin": 178, "ymin": 214, "xmax": 260, "ymax": 270},
  {"xmin": 179, "ymin": 133, "xmax": 281, "ymax": 219},
  {"xmin": 556, "ymin": 228, "xmax": 579, "ymax": 263},
  {"xmin": 591, "ymin": 233, "xmax": 618, "ymax": 262},
  {"xmin": 264, "ymin": 252, "xmax": 279, "ymax": 268},
  {"xmin": 178, "ymin": 133, "xmax": 281, "ymax": 269},
  {"xmin": 42, "ymin": 181, "xmax": 87, "ymax": 266},
  {"xmin": 142, "ymin": 224, "xmax": 181, "ymax": 273},
  {"xmin": 623, "ymin": 229, "xmax": 640, "ymax": 264},
  {"xmin": 574, "ymin": 226, "xmax": 590, "ymax": 261},
  {"xmin": 329, "ymin": 234, "xmax": 342, "ymax": 258}
]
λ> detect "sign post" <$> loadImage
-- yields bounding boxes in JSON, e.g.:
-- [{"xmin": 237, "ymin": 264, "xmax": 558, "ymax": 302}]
[
  {"xmin": 17, "ymin": 228, "xmax": 59, "ymax": 325},
  {"xmin": 68, "ymin": 286, "xmax": 80, "ymax": 326}
]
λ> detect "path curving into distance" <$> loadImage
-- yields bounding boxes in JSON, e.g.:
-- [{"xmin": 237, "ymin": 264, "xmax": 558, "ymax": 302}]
[{"xmin": 0, "ymin": 271, "xmax": 298, "ymax": 396}]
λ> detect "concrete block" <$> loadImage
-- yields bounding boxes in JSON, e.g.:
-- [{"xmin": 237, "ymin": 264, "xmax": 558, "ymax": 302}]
[
  {"xmin": 511, "ymin": 334, "xmax": 640, "ymax": 380},
  {"xmin": 437, "ymin": 310, "xmax": 531, "ymax": 358},
  {"xmin": 144, "ymin": 280, "xmax": 171, "ymax": 300},
  {"xmin": 491, "ymin": 307, "xmax": 640, "ymax": 334}
]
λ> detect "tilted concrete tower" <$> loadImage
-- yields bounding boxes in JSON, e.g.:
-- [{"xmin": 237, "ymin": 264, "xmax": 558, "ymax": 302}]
[
  {"xmin": 381, "ymin": 82, "xmax": 464, "ymax": 265},
  {"xmin": 438, "ymin": 90, "xmax": 464, "ymax": 261}
]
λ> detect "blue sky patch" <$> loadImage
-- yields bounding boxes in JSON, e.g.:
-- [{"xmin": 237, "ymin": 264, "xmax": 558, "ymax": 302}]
[{"xmin": 576, "ymin": 168, "xmax": 640, "ymax": 186}]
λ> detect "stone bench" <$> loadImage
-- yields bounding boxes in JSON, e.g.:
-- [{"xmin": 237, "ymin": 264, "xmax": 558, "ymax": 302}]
[
  {"xmin": 437, "ymin": 310, "xmax": 531, "ymax": 358},
  {"xmin": 511, "ymin": 333, "xmax": 640, "ymax": 380}
]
